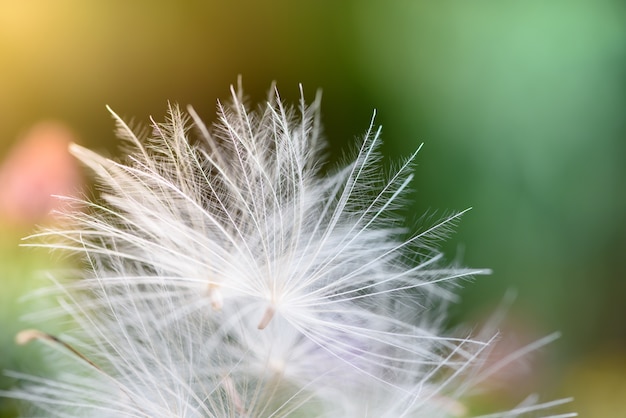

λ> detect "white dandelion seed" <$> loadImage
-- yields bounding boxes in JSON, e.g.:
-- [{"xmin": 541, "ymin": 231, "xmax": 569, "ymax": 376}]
[{"xmin": 3, "ymin": 81, "xmax": 575, "ymax": 417}]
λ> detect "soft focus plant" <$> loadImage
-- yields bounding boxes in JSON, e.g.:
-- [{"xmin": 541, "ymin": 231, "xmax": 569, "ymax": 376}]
[
  {"xmin": 0, "ymin": 121, "xmax": 82, "ymax": 418},
  {"xmin": 2, "ymin": 82, "xmax": 575, "ymax": 417}
]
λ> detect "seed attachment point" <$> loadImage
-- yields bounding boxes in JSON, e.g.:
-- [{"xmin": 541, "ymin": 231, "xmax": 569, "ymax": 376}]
[
  {"xmin": 257, "ymin": 305, "xmax": 276, "ymax": 330},
  {"xmin": 207, "ymin": 284, "xmax": 223, "ymax": 311},
  {"xmin": 15, "ymin": 329, "xmax": 102, "ymax": 372},
  {"xmin": 16, "ymin": 329, "xmax": 48, "ymax": 346}
]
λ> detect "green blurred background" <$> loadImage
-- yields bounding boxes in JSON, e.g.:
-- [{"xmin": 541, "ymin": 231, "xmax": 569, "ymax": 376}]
[{"xmin": 1, "ymin": 1, "xmax": 625, "ymax": 415}]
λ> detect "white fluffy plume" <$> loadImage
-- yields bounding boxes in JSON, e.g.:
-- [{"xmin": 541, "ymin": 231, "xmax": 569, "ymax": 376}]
[{"xmin": 5, "ymin": 83, "xmax": 575, "ymax": 417}]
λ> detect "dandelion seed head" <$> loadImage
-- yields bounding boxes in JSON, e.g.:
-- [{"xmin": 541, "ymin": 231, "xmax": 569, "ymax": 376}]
[{"xmin": 3, "ymin": 82, "xmax": 575, "ymax": 417}]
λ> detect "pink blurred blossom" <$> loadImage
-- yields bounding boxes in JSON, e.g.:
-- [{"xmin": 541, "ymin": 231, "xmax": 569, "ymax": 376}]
[{"xmin": 0, "ymin": 121, "xmax": 82, "ymax": 225}]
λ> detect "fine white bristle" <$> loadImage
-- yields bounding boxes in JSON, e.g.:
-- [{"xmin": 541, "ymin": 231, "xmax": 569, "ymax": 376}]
[{"xmin": 3, "ymin": 83, "xmax": 575, "ymax": 417}]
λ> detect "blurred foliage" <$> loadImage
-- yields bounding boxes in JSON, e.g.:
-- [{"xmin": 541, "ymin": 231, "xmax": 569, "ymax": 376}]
[
  {"xmin": 562, "ymin": 344, "xmax": 626, "ymax": 415},
  {"xmin": 0, "ymin": 228, "xmax": 62, "ymax": 417},
  {"xmin": 355, "ymin": 0, "xmax": 626, "ymax": 365},
  {"xmin": 1, "ymin": 0, "xmax": 624, "ymax": 415}
]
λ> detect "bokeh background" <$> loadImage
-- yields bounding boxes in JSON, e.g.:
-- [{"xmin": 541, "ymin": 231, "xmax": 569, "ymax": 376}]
[{"xmin": 1, "ymin": 1, "xmax": 625, "ymax": 416}]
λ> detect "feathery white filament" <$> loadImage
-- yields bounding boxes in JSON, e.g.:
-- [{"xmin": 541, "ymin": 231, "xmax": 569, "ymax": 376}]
[{"xmin": 4, "ymin": 83, "xmax": 575, "ymax": 417}]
